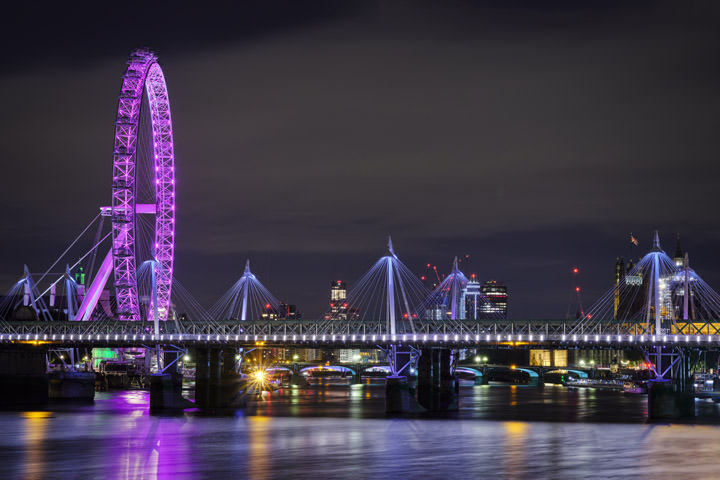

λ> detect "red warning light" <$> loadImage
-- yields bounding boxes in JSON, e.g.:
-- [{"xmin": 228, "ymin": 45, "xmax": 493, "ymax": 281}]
[
  {"xmin": 421, "ymin": 276, "xmax": 426, "ymax": 281},
  {"xmin": 265, "ymin": 303, "xmax": 271, "ymax": 309},
  {"xmin": 343, "ymin": 303, "xmax": 348, "ymax": 308},
  {"xmin": 573, "ymin": 268, "xmax": 579, "ymax": 274},
  {"xmin": 426, "ymin": 263, "xmax": 431, "ymax": 268},
  {"xmin": 575, "ymin": 287, "xmax": 581, "ymax": 292},
  {"xmin": 403, "ymin": 313, "xmax": 409, "ymax": 319}
]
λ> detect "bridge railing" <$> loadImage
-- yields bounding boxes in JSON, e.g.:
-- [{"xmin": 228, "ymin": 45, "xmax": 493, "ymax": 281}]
[{"xmin": 2, "ymin": 318, "xmax": 718, "ymax": 339}]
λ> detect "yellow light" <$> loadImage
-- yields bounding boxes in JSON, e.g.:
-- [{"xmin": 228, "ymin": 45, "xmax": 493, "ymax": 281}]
[
  {"xmin": 252, "ymin": 370, "xmax": 266, "ymax": 383},
  {"xmin": 22, "ymin": 411, "xmax": 52, "ymax": 419},
  {"xmin": 511, "ymin": 364, "xmax": 516, "ymax": 369}
]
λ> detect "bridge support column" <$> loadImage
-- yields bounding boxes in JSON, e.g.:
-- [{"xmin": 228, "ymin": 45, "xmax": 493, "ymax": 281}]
[
  {"xmin": 381, "ymin": 345, "xmax": 420, "ymax": 413},
  {"xmin": 386, "ymin": 376, "xmax": 412, "ymax": 413},
  {"xmin": 648, "ymin": 380, "xmax": 694, "ymax": 419},
  {"xmin": 351, "ymin": 364, "xmax": 363, "ymax": 385},
  {"xmin": 0, "ymin": 345, "xmax": 49, "ymax": 406},
  {"xmin": 416, "ymin": 348, "xmax": 458, "ymax": 411},
  {"xmin": 48, "ymin": 371, "xmax": 95, "ymax": 401},
  {"xmin": 149, "ymin": 350, "xmax": 189, "ymax": 412},
  {"xmin": 194, "ymin": 347, "xmax": 244, "ymax": 410},
  {"xmin": 289, "ymin": 365, "xmax": 310, "ymax": 387},
  {"xmin": 643, "ymin": 346, "xmax": 695, "ymax": 419}
]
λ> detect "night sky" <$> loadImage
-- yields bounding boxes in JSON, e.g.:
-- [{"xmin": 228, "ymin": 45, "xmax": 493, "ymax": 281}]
[{"xmin": 1, "ymin": 1, "xmax": 719, "ymax": 319}]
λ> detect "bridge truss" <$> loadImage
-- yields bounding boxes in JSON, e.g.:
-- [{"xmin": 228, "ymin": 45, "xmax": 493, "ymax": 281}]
[{"xmin": 2, "ymin": 319, "xmax": 720, "ymax": 351}]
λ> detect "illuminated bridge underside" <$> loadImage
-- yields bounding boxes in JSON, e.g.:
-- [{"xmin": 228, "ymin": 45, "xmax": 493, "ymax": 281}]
[{"xmin": 2, "ymin": 319, "xmax": 720, "ymax": 348}]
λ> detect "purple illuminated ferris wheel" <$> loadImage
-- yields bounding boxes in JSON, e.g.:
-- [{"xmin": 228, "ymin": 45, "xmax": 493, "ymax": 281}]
[
  {"xmin": 76, "ymin": 49, "xmax": 175, "ymax": 323},
  {"xmin": 110, "ymin": 49, "xmax": 176, "ymax": 322}
]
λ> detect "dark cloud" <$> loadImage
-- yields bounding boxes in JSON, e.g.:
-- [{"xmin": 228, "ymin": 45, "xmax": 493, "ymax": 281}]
[{"xmin": 1, "ymin": 1, "xmax": 720, "ymax": 318}]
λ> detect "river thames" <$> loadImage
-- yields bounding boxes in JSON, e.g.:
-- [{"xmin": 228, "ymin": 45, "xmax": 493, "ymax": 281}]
[{"xmin": 2, "ymin": 384, "xmax": 720, "ymax": 479}]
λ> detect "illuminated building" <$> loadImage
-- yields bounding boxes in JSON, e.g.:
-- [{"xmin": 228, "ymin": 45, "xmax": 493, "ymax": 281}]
[
  {"xmin": 329, "ymin": 280, "xmax": 349, "ymax": 320},
  {"xmin": 480, "ymin": 280, "xmax": 508, "ymax": 318},
  {"xmin": 463, "ymin": 274, "xmax": 481, "ymax": 320}
]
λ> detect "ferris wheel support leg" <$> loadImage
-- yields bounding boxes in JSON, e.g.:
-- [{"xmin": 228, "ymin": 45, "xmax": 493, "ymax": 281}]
[{"xmin": 76, "ymin": 249, "xmax": 113, "ymax": 321}]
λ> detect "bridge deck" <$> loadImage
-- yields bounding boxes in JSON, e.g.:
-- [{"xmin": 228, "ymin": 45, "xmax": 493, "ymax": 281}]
[{"xmin": 1, "ymin": 319, "xmax": 719, "ymax": 349}]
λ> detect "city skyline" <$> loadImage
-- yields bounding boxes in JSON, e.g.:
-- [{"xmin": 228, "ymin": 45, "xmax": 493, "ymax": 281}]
[{"xmin": 1, "ymin": 1, "xmax": 719, "ymax": 318}]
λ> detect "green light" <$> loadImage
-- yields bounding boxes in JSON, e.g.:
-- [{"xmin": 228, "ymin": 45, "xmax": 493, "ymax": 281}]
[{"xmin": 91, "ymin": 347, "xmax": 119, "ymax": 369}]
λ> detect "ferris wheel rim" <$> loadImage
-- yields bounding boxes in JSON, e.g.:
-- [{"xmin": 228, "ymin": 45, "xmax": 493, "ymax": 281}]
[{"xmin": 110, "ymin": 49, "xmax": 175, "ymax": 322}]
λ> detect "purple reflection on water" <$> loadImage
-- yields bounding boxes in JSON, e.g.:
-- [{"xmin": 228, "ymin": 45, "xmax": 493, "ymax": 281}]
[{"xmin": 0, "ymin": 387, "xmax": 718, "ymax": 478}]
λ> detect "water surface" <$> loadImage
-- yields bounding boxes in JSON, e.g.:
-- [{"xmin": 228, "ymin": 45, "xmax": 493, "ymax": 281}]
[{"xmin": 1, "ymin": 385, "xmax": 720, "ymax": 479}]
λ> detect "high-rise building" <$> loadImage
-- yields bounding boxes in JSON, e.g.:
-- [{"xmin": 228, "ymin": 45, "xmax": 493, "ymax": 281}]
[
  {"xmin": 329, "ymin": 280, "xmax": 348, "ymax": 320},
  {"xmin": 463, "ymin": 274, "xmax": 482, "ymax": 320},
  {"xmin": 480, "ymin": 280, "xmax": 508, "ymax": 318}
]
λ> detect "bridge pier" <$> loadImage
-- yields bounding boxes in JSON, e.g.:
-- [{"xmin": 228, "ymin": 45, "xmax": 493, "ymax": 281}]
[
  {"xmin": 0, "ymin": 345, "xmax": 49, "ymax": 406},
  {"xmin": 382, "ymin": 346, "xmax": 420, "ymax": 413},
  {"xmin": 416, "ymin": 348, "xmax": 458, "ymax": 412},
  {"xmin": 351, "ymin": 364, "xmax": 363, "ymax": 385},
  {"xmin": 194, "ymin": 347, "xmax": 244, "ymax": 410},
  {"xmin": 648, "ymin": 380, "xmax": 694, "ymax": 419},
  {"xmin": 644, "ymin": 346, "xmax": 695, "ymax": 419},
  {"xmin": 48, "ymin": 371, "xmax": 95, "ymax": 401},
  {"xmin": 289, "ymin": 364, "xmax": 310, "ymax": 387},
  {"xmin": 149, "ymin": 350, "xmax": 190, "ymax": 411},
  {"xmin": 386, "ymin": 376, "xmax": 412, "ymax": 413}
]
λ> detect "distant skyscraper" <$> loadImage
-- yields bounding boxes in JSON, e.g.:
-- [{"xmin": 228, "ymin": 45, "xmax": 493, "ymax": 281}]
[
  {"xmin": 329, "ymin": 280, "xmax": 348, "ymax": 320},
  {"xmin": 480, "ymin": 280, "xmax": 508, "ymax": 318},
  {"xmin": 463, "ymin": 274, "xmax": 481, "ymax": 320}
]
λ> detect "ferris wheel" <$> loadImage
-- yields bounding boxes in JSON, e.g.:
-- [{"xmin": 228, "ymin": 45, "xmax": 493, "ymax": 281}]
[{"xmin": 75, "ymin": 49, "xmax": 176, "ymax": 323}]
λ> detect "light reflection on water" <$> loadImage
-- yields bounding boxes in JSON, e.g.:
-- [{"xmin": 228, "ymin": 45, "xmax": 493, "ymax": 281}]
[{"xmin": 0, "ymin": 386, "xmax": 719, "ymax": 478}]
